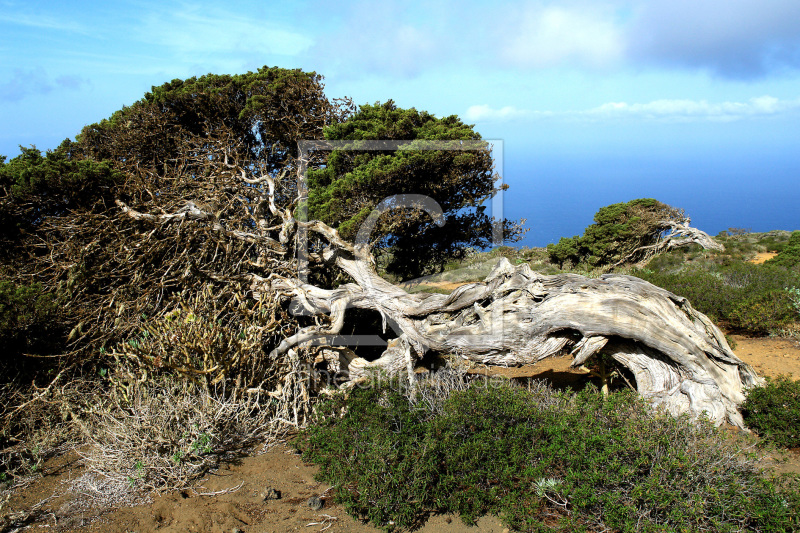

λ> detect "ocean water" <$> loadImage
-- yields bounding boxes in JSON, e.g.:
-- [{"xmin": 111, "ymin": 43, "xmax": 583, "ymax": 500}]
[{"xmin": 499, "ymin": 151, "xmax": 800, "ymax": 248}]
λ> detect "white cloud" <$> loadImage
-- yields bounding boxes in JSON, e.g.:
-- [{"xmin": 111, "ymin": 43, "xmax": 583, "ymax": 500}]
[
  {"xmin": 466, "ymin": 96, "xmax": 800, "ymax": 124},
  {"xmin": 587, "ymin": 96, "xmax": 800, "ymax": 121},
  {"xmin": 491, "ymin": 0, "xmax": 800, "ymax": 77},
  {"xmin": 501, "ymin": 5, "xmax": 623, "ymax": 68},
  {"xmin": 464, "ymin": 104, "xmax": 531, "ymax": 122}
]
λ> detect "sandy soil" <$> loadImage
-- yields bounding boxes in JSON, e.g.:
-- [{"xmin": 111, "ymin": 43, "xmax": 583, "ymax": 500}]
[
  {"xmin": 3, "ymin": 335, "xmax": 799, "ymax": 533},
  {"xmin": 750, "ymin": 252, "xmax": 778, "ymax": 264},
  {"xmin": 1, "ymin": 447, "xmax": 508, "ymax": 533}
]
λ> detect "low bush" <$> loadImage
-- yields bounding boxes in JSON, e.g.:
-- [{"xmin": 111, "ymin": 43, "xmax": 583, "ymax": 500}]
[
  {"xmin": 297, "ymin": 380, "xmax": 800, "ymax": 532},
  {"xmin": 80, "ymin": 379, "xmax": 277, "ymax": 498},
  {"xmin": 767, "ymin": 231, "xmax": 800, "ymax": 269},
  {"xmin": 730, "ymin": 290, "xmax": 796, "ymax": 335},
  {"xmin": 742, "ymin": 375, "xmax": 800, "ymax": 448},
  {"xmin": 636, "ymin": 261, "xmax": 800, "ymax": 334}
]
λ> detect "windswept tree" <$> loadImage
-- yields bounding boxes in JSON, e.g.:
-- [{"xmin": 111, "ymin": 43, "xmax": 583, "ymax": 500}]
[
  {"xmin": 548, "ymin": 198, "xmax": 722, "ymax": 269},
  {"xmin": 0, "ymin": 68, "xmax": 758, "ymax": 431},
  {"xmin": 75, "ymin": 66, "xmax": 342, "ymax": 176}
]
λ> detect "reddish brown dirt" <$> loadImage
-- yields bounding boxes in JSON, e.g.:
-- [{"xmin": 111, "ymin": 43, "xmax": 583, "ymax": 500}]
[
  {"xmin": 730, "ymin": 334, "xmax": 800, "ymax": 378},
  {"xmin": 3, "ymin": 334, "xmax": 799, "ymax": 533}
]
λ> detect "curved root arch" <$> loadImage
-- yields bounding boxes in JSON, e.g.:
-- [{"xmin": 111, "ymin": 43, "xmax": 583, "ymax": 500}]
[
  {"xmin": 267, "ymin": 245, "xmax": 760, "ymax": 428},
  {"xmin": 115, "ymin": 159, "xmax": 760, "ymax": 428}
]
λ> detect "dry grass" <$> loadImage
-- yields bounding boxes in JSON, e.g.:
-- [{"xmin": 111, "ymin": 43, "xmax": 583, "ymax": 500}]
[{"xmin": 79, "ymin": 379, "xmax": 283, "ymax": 496}]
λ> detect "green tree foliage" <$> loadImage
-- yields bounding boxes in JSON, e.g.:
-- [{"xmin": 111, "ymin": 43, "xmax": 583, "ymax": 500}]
[
  {"xmin": 547, "ymin": 198, "xmax": 685, "ymax": 268},
  {"xmin": 73, "ymin": 66, "xmax": 348, "ymax": 201},
  {"xmin": 308, "ymin": 101, "xmax": 523, "ymax": 279},
  {"xmin": 0, "ymin": 142, "xmax": 121, "ymax": 247},
  {"xmin": 0, "ymin": 281, "xmax": 63, "ymax": 377},
  {"xmin": 766, "ymin": 230, "xmax": 800, "ymax": 268}
]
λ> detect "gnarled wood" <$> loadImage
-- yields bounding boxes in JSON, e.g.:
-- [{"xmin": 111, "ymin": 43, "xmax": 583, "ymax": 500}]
[
  {"xmin": 256, "ymin": 224, "xmax": 760, "ymax": 427},
  {"xmin": 614, "ymin": 220, "xmax": 724, "ymax": 267},
  {"xmin": 108, "ymin": 154, "xmax": 760, "ymax": 429}
]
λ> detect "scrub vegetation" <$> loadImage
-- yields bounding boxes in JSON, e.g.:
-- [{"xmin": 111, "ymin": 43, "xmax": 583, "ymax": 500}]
[{"xmin": 0, "ymin": 65, "xmax": 799, "ymax": 532}]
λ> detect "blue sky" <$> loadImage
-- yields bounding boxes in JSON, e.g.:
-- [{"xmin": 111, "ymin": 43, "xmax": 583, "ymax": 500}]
[{"xmin": 2, "ymin": 0, "xmax": 799, "ymax": 245}]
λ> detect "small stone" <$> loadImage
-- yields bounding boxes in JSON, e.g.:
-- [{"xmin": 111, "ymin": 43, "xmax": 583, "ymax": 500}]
[
  {"xmin": 261, "ymin": 487, "xmax": 281, "ymax": 501},
  {"xmin": 306, "ymin": 496, "xmax": 323, "ymax": 511},
  {"xmin": 231, "ymin": 528, "xmax": 244, "ymax": 533}
]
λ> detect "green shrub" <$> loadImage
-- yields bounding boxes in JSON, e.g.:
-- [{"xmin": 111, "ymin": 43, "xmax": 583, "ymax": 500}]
[
  {"xmin": 636, "ymin": 261, "xmax": 800, "ymax": 334},
  {"xmin": 730, "ymin": 290, "xmax": 796, "ymax": 335},
  {"xmin": 0, "ymin": 281, "xmax": 63, "ymax": 376},
  {"xmin": 767, "ymin": 231, "xmax": 800, "ymax": 268},
  {"xmin": 742, "ymin": 376, "xmax": 800, "ymax": 448},
  {"xmin": 298, "ymin": 381, "xmax": 800, "ymax": 532}
]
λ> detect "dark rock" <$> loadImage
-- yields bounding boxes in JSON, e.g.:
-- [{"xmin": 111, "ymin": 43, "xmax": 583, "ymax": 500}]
[{"xmin": 306, "ymin": 496, "xmax": 323, "ymax": 511}]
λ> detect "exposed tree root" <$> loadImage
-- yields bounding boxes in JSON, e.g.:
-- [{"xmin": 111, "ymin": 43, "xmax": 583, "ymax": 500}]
[{"xmin": 257, "ymin": 221, "xmax": 760, "ymax": 428}]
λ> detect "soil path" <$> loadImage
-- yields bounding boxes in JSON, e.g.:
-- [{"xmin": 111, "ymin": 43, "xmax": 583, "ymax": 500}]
[{"xmin": 3, "ymin": 446, "xmax": 508, "ymax": 533}]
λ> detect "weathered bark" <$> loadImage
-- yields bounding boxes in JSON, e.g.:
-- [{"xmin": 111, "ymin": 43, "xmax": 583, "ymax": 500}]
[
  {"xmin": 113, "ymin": 157, "xmax": 759, "ymax": 429},
  {"xmin": 614, "ymin": 220, "xmax": 724, "ymax": 267},
  {"xmin": 257, "ymin": 223, "xmax": 760, "ymax": 429}
]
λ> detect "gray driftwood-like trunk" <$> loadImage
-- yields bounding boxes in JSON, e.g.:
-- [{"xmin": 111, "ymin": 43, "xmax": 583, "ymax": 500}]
[
  {"xmin": 262, "ymin": 226, "xmax": 761, "ymax": 429},
  {"xmin": 117, "ymin": 166, "xmax": 760, "ymax": 429}
]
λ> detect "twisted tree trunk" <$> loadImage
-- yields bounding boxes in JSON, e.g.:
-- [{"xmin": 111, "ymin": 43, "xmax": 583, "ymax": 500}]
[
  {"xmin": 116, "ymin": 160, "xmax": 759, "ymax": 429},
  {"xmin": 260, "ymin": 227, "xmax": 760, "ymax": 429},
  {"xmin": 614, "ymin": 220, "xmax": 724, "ymax": 267}
]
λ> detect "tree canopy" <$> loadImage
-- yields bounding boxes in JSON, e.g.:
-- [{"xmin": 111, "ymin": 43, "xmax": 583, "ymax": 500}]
[
  {"xmin": 308, "ymin": 100, "xmax": 523, "ymax": 279},
  {"xmin": 72, "ymin": 66, "xmax": 348, "ymax": 200},
  {"xmin": 547, "ymin": 198, "xmax": 689, "ymax": 268},
  {"xmin": 0, "ymin": 143, "xmax": 121, "ymax": 244}
]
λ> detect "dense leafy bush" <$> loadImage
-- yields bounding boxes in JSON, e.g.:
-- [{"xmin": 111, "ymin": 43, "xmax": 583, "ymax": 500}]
[
  {"xmin": 636, "ymin": 261, "xmax": 800, "ymax": 334},
  {"xmin": 298, "ymin": 381, "xmax": 799, "ymax": 532},
  {"xmin": 742, "ymin": 376, "xmax": 800, "ymax": 448},
  {"xmin": 730, "ymin": 289, "xmax": 796, "ymax": 335},
  {"xmin": 0, "ymin": 281, "xmax": 63, "ymax": 376},
  {"xmin": 547, "ymin": 199, "xmax": 685, "ymax": 268},
  {"xmin": 767, "ymin": 231, "xmax": 800, "ymax": 269}
]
